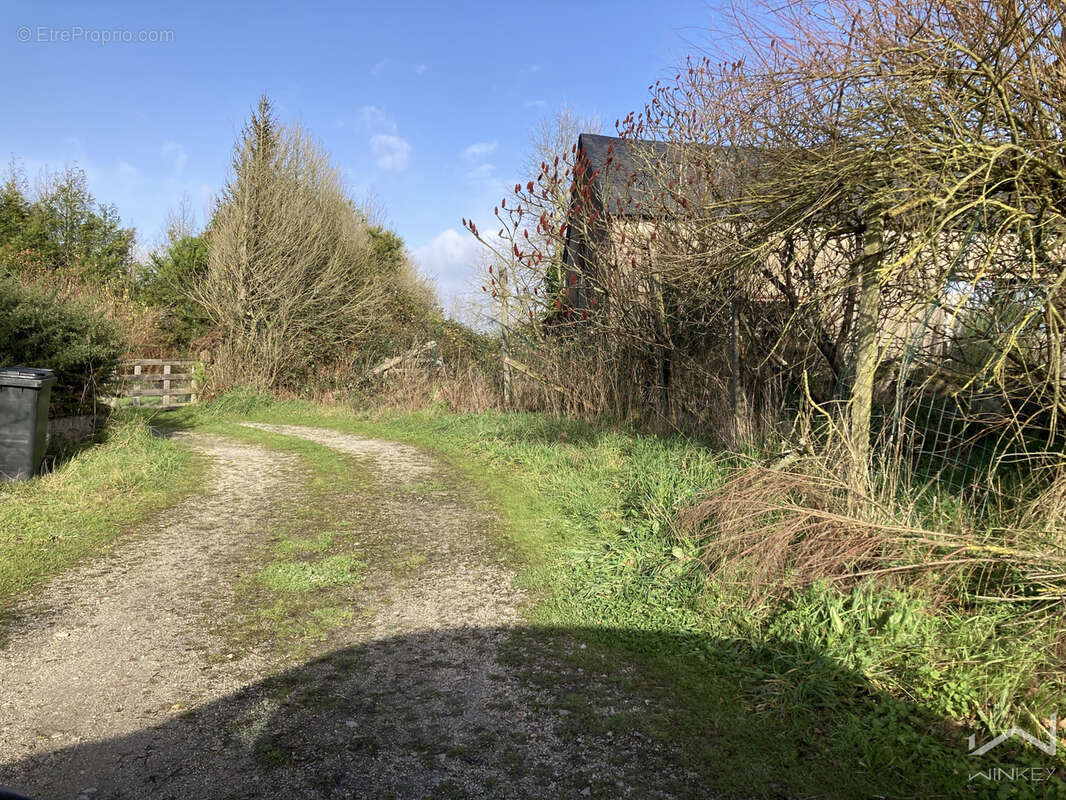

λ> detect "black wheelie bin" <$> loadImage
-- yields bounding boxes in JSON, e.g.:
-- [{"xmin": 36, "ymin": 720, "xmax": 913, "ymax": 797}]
[{"xmin": 0, "ymin": 367, "xmax": 56, "ymax": 480}]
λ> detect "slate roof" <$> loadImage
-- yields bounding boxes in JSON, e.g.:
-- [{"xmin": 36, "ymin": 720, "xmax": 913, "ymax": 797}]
[
  {"xmin": 575, "ymin": 133, "xmax": 675, "ymax": 216},
  {"xmin": 573, "ymin": 133, "xmax": 760, "ymax": 218}
]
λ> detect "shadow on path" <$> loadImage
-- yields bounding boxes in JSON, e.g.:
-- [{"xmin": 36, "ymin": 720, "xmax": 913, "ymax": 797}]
[{"xmin": 0, "ymin": 624, "xmax": 988, "ymax": 800}]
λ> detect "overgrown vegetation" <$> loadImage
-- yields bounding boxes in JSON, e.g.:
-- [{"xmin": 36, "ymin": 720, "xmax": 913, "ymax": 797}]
[
  {"xmin": 0, "ymin": 165, "xmax": 143, "ymax": 411},
  {"xmin": 0, "ymin": 95, "xmax": 435, "ymax": 404},
  {"xmin": 196, "ymin": 96, "xmax": 438, "ymax": 395},
  {"xmin": 445, "ymin": 5, "xmax": 1066, "ymax": 787},
  {"xmin": 136, "ymin": 232, "xmax": 211, "ymax": 351},
  {"xmin": 0, "ymin": 276, "xmax": 124, "ymax": 415},
  {"xmin": 6, "ymin": 4, "xmax": 1066, "ymax": 794},
  {"xmin": 474, "ymin": 1, "xmax": 1066, "ymax": 475},
  {"xmin": 0, "ymin": 166, "xmax": 134, "ymax": 284}
]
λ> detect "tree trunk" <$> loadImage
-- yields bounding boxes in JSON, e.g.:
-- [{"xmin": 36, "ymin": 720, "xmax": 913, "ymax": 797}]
[
  {"xmin": 499, "ymin": 261, "xmax": 513, "ymax": 407},
  {"xmin": 849, "ymin": 212, "xmax": 884, "ymax": 493},
  {"xmin": 729, "ymin": 293, "xmax": 742, "ymax": 447}
]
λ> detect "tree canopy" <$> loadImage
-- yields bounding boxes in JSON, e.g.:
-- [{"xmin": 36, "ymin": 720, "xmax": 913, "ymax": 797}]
[{"xmin": 0, "ymin": 166, "xmax": 135, "ymax": 283}]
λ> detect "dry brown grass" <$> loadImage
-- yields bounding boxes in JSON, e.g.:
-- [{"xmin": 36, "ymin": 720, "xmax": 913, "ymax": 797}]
[
  {"xmin": 677, "ymin": 450, "xmax": 1066, "ymax": 608},
  {"xmin": 12, "ymin": 263, "xmax": 173, "ymax": 356},
  {"xmin": 359, "ymin": 364, "xmax": 502, "ymax": 414},
  {"xmin": 678, "ymin": 464, "xmax": 888, "ymax": 604}
]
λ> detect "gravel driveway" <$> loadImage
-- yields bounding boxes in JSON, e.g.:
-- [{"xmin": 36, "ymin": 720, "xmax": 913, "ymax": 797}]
[{"xmin": 0, "ymin": 424, "xmax": 705, "ymax": 800}]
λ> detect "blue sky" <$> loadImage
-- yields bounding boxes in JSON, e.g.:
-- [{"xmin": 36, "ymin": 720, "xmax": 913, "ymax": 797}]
[{"xmin": 1, "ymin": 0, "xmax": 721, "ymax": 308}]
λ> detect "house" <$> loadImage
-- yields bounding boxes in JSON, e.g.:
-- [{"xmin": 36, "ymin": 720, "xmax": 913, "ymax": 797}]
[
  {"xmin": 559, "ymin": 132, "xmax": 710, "ymax": 313},
  {"xmin": 553, "ymin": 132, "xmax": 1028, "ymax": 409}
]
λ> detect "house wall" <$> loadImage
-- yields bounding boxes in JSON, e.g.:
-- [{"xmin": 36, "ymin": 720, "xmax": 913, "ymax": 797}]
[{"xmin": 564, "ymin": 212, "xmax": 996, "ymax": 377}]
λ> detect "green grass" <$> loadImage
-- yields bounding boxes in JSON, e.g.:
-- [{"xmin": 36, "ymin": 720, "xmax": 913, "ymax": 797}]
[
  {"xmin": 17, "ymin": 391, "xmax": 1054, "ymax": 797},
  {"xmin": 161, "ymin": 391, "xmax": 1066, "ymax": 799},
  {"xmin": 259, "ymin": 555, "xmax": 365, "ymax": 593},
  {"xmin": 177, "ymin": 420, "xmax": 393, "ymax": 656},
  {"xmin": 0, "ymin": 413, "xmax": 204, "ymax": 614}
]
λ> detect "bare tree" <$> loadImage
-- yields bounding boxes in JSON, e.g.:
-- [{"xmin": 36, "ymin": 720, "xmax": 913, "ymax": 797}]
[
  {"xmin": 164, "ymin": 192, "xmax": 198, "ymax": 243},
  {"xmin": 196, "ymin": 96, "xmax": 383, "ymax": 392},
  {"xmin": 466, "ymin": 0, "xmax": 1066, "ymax": 494}
]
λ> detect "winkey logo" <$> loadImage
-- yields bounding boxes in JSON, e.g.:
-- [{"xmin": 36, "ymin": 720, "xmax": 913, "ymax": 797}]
[{"xmin": 969, "ymin": 715, "xmax": 1057, "ymax": 757}]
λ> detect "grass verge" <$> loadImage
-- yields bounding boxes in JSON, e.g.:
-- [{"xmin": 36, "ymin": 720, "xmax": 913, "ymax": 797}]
[{"xmin": 0, "ymin": 413, "xmax": 203, "ymax": 614}]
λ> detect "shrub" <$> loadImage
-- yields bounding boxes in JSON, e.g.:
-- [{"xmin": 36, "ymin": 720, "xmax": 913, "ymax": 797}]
[{"xmin": 0, "ymin": 276, "xmax": 124, "ymax": 415}]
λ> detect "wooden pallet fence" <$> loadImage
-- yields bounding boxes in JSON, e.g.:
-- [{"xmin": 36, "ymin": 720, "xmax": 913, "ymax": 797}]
[{"xmin": 110, "ymin": 359, "xmax": 198, "ymax": 409}]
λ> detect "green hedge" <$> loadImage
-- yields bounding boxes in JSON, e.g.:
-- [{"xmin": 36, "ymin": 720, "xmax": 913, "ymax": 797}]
[{"xmin": 0, "ymin": 277, "xmax": 124, "ymax": 415}]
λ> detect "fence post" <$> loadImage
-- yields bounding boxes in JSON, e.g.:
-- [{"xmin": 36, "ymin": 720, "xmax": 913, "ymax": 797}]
[
  {"xmin": 162, "ymin": 363, "xmax": 171, "ymax": 408},
  {"xmin": 192, "ymin": 350, "xmax": 211, "ymax": 404},
  {"xmin": 133, "ymin": 363, "xmax": 142, "ymax": 407}
]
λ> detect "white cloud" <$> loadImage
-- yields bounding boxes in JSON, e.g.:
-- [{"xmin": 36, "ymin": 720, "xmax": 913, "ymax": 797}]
[
  {"xmin": 355, "ymin": 106, "xmax": 410, "ymax": 171},
  {"xmin": 462, "ymin": 140, "xmax": 499, "ymax": 162},
  {"xmin": 523, "ymin": 99, "xmax": 547, "ymax": 109},
  {"xmin": 359, "ymin": 104, "xmax": 397, "ymax": 133},
  {"xmin": 371, "ymin": 59, "xmax": 427, "ymax": 78},
  {"xmin": 465, "ymin": 163, "xmax": 495, "ymax": 181},
  {"xmin": 461, "ymin": 140, "xmax": 502, "ymax": 183},
  {"xmin": 116, "ymin": 161, "xmax": 145, "ymax": 190},
  {"xmin": 161, "ymin": 141, "xmax": 188, "ymax": 174},
  {"xmin": 196, "ymin": 183, "xmax": 215, "ymax": 216},
  {"xmin": 413, "ymin": 227, "xmax": 494, "ymax": 304},
  {"xmin": 370, "ymin": 134, "xmax": 410, "ymax": 171}
]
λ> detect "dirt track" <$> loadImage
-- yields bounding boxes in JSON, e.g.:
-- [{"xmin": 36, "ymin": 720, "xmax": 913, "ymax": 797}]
[{"xmin": 0, "ymin": 424, "xmax": 702, "ymax": 800}]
